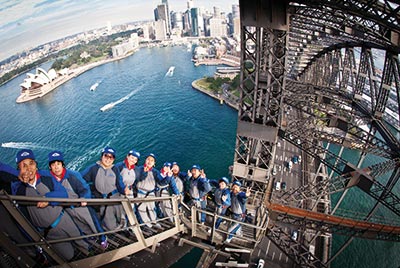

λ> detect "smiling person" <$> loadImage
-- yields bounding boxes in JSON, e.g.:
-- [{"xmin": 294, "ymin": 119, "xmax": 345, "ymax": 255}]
[
  {"xmin": 225, "ymin": 181, "xmax": 251, "ymax": 243},
  {"xmin": 11, "ymin": 149, "xmax": 89, "ymax": 260},
  {"xmin": 115, "ymin": 148, "xmax": 140, "ymax": 227},
  {"xmin": 81, "ymin": 146, "xmax": 128, "ymax": 233},
  {"xmin": 186, "ymin": 165, "xmax": 211, "ymax": 226},
  {"xmin": 156, "ymin": 162, "xmax": 180, "ymax": 222},
  {"xmin": 45, "ymin": 150, "xmax": 108, "ymax": 249},
  {"xmin": 212, "ymin": 177, "xmax": 231, "ymax": 230},
  {"xmin": 135, "ymin": 153, "xmax": 162, "ymax": 229}
]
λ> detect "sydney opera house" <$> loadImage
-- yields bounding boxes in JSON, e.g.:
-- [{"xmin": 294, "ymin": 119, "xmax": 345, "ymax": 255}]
[{"xmin": 17, "ymin": 67, "xmax": 70, "ymax": 103}]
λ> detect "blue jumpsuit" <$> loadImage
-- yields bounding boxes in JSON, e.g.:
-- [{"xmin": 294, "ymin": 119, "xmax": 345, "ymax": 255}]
[
  {"xmin": 213, "ymin": 186, "xmax": 231, "ymax": 229},
  {"xmin": 227, "ymin": 191, "xmax": 247, "ymax": 240},
  {"xmin": 42, "ymin": 168, "xmax": 106, "ymax": 242},
  {"xmin": 157, "ymin": 170, "xmax": 180, "ymax": 221},
  {"xmin": 12, "ymin": 172, "xmax": 88, "ymax": 260},
  {"xmin": 81, "ymin": 162, "xmax": 125, "ymax": 230},
  {"xmin": 188, "ymin": 175, "xmax": 211, "ymax": 224},
  {"xmin": 135, "ymin": 166, "xmax": 162, "ymax": 228}
]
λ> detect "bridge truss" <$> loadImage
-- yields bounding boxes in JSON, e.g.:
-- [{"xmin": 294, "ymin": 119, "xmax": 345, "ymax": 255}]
[{"xmin": 231, "ymin": 0, "xmax": 400, "ymax": 267}]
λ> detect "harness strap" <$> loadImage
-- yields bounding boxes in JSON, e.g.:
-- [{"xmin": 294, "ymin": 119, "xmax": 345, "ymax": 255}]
[
  {"xmin": 102, "ymin": 189, "xmax": 118, "ymax": 199},
  {"xmin": 136, "ymin": 189, "xmax": 155, "ymax": 208},
  {"xmin": 43, "ymin": 210, "xmax": 65, "ymax": 237}
]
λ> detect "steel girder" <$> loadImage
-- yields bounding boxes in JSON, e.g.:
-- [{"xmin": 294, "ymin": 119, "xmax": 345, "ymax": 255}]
[
  {"xmin": 266, "ymin": 225, "xmax": 327, "ymax": 268},
  {"xmin": 233, "ymin": 23, "xmax": 287, "ymax": 189},
  {"xmin": 283, "ymin": 83, "xmax": 397, "ymax": 158},
  {"xmin": 237, "ymin": 0, "xmax": 400, "ymax": 267},
  {"xmin": 270, "ymin": 205, "xmax": 400, "ymax": 242}
]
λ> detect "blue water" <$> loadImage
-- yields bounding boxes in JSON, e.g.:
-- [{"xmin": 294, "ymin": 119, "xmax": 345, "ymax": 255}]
[
  {"xmin": 0, "ymin": 46, "xmax": 237, "ymax": 177},
  {"xmin": 0, "ymin": 46, "xmax": 398, "ymax": 268}
]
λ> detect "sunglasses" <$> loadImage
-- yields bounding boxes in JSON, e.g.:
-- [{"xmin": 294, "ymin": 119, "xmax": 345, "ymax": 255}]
[{"xmin": 102, "ymin": 153, "xmax": 115, "ymax": 159}]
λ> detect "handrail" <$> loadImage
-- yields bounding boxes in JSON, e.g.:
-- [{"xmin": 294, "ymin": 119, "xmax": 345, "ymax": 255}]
[
  {"xmin": 0, "ymin": 191, "xmax": 186, "ymax": 267},
  {"xmin": 189, "ymin": 206, "xmax": 268, "ymax": 246}
]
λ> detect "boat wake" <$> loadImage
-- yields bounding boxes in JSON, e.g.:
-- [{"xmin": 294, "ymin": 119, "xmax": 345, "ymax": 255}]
[
  {"xmin": 100, "ymin": 88, "xmax": 140, "ymax": 112},
  {"xmin": 1, "ymin": 142, "xmax": 53, "ymax": 150},
  {"xmin": 67, "ymin": 144, "xmax": 105, "ymax": 170}
]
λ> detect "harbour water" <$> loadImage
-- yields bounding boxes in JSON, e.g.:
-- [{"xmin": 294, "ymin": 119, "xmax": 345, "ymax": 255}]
[{"xmin": 0, "ymin": 46, "xmax": 398, "ymax": 267}]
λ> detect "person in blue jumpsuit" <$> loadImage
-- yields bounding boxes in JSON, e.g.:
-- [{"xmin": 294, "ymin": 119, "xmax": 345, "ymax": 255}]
[
  {"xmin": 170, "ymin": 162, "xmax": 187, "ymax": 195},
  {"xmin": 115, "ymin": 148, "xmax": 140, "ymax": 227},
  {"xmin": 134, "ymin": 153, "xmax": 163, "ymax": 229},
  {"xmin": 45, "ymin": 150, "xmax": 108, "ymax": 249},
  {"xmin": 156, "ymin": 162, "xmax": 180, "ymax": 221},
  {"xmin": 212, "ymin": 177, "xmax": 231, "ymax": 230},
  {"xmin": 11, "ymin": 149, "xmax": 89, "ymax": 260},
  {"xmin": 0, "ymin": 159, "xmax": 46, "ymax": 262},
  {"xmin": 81, "ymin": 147, "xmax": 129, "ymax": 232},
  {"xmin": 186, "ymin": 165, "xmax": 211, "ymax": 225},
  {"xmin": 225, "ymin": 181, "xmax": 251, "ymax": 243},
  {"xmin": 115, "ymin": 148, "xmax": 140, "ymax": 198}
]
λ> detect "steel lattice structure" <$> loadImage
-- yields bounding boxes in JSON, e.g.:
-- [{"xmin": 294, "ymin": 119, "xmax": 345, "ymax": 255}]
[{"xmin": 233, "ymin": 0, "xmax": 400, "ymax": 267}]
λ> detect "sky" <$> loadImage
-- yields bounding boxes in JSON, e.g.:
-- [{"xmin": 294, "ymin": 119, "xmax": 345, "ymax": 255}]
[{"xmin": 0, "ymin": 0, "xmax": 238, "ymax": 62}]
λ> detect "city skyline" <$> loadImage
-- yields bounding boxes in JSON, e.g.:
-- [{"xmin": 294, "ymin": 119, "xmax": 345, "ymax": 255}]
[{"xmin": 0, "ymin": 0, "xmax": 238, "ymax": 62}]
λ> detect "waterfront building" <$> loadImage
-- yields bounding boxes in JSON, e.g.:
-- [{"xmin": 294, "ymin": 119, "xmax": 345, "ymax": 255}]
[
  {"xmin": 17, "ymin": 67, "xmax": 70, "ymax": 103},
  {"xmin": 191, "ymin": 8, "xmax": 204, "ymax": 37},
  {"xmin": 111, "ymin": 34, "xmax": 139, "ymax": 58},
  {"xmin": 232, "ymin": 4, "xmax": 240, "ymax": 18},
  {"xmin": 187, "ymin": 0, "xmax": 194, "ymax": 10},
  {"xmin": 171, "ymin": 11, "xmax": 183, "ymax": 30},
  {"xmin": 142, "ymin": 24, "xmax": 150, "ymax": 41},
  {"xmin": 162, "ymin": 0, "xmax": 172, "ymax": 35},
  {"xmin": 183, "ymin": 10, "xmax": 192, "ymax": 35},
  {"xmin": 233, "ymin": 17, "xmax": 241, "ymax": 39},
  {"xmin": 209, "ymin": 18, "xmax": 227, "ymax": 37},
  {"xmin": 154, "ymin": 20, "xmax": 168, "ymax": 41},
  {"xmin": 155, "ymin": 4, "xmax": 170, "ymax": 37},
  {"xmin": 213, "ymin": 7, "xmax": 221, "ymax": 19}
]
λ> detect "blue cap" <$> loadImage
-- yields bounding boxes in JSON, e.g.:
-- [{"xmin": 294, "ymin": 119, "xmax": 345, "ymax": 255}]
[
  {"xmin": 171, "ymin": 161, "xmax": 179, "ymax": 166},
  {"xmin": 128, "ymin": 149, "xmax": 140, "ymax": 159},
  {"xmin": 232, "ymin": 181, "xmax": 241, "ymax": 187},
  {"xmin": 163, "ymin": 162, "xmax": 172, "ymax": 167},
  {"xmin": 102, "ymin": 146, "xmax": 116, "ymax": 158},
  {"xmin": 146, "ymin": 153, "xmax": 156, "ymax": 161},
  {"xmin": 219, "ymin": 177, "xmax": 229, "ymax": 185},
  {"xmin": 16, "ymin": 149, "xmax": 35, "ymax": 164},
  {"xmin": 190, "ymin": 164, "xmax": 201, "ymax": 171},
  {"xmin": 48, "ymin": 150, "xmax": 64, "ymax": 163}
]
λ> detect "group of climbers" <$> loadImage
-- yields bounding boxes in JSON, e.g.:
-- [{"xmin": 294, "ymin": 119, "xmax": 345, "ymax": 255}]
[{"xmin": 0, "ymin": 146, "xmax": 251, "ymax": 261}]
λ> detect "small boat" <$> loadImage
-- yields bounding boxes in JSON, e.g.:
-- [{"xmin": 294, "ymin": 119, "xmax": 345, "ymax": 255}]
[
  {"xmin": 90, "ymin": 82, "xmax": 99, "ymax": 91},
  {"xmin": 165, "ymin": 66, "xmax": 175, "ymax": 77},
  {"xmin": 100, "ymin": 102, "xmax": 115, "ymax": 112}
]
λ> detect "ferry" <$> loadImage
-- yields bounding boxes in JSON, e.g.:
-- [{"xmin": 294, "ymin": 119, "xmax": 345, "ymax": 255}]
[
  {"xmin": 165, "ymin": 66, "xmax": 175, "ymax": 77},
  {"xmin": 90, "ymin": 82, "xmax": 99, "ymax": 91},
  {"xmin": 16, "ymin": 67, "xmax": 71, "ymax": 103}
]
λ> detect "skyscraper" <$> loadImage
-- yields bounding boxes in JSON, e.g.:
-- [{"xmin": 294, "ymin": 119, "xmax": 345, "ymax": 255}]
[
  {"xmin": 156, "ymin": 4, "xmax": 170, "ymax": 37},
  {"xmin": 232, "ymin": 4, "xmax": 240, "ymax": 18},
  {"xmin": 171, "ymin": 11, "xmax": 183, "ymax": 30},
  {"xmin": 213, "ymin": 7, "xmax": 221, "ymax": 18},
  {"xmin": 210, "ymin": 18, "xmax": 227, "ymax": 37},
  {"xmin": 191, "ymin": 8, "xmax": 200, "ymax": 37},
  {"xmin": 161, "ymin": 0, "xmax": 171, "ymax": 35},
  {"xmin": 187, "ymin": 0, "xmax": 194, "ymax": 10}
]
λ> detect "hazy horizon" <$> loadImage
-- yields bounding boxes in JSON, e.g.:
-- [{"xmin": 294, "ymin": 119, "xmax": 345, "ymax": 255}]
[{"xmin": 0, "ymin": 0, "xmax": 238, "ymax": 62}]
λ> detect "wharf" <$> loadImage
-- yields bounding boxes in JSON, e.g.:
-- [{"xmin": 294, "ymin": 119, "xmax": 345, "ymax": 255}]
[{"xmin": 191, "ymin": 79, "xmax": 239, "ymax": 110}]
